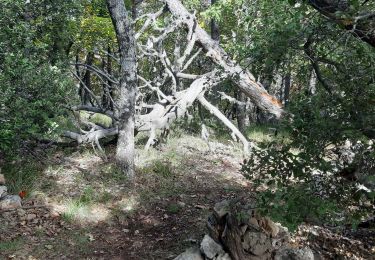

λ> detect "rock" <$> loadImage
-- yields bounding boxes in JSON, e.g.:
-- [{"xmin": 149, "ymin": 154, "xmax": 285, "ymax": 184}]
[
  {"xmin": 0, "ymin": 185, "xmax": 7, "ymax": 198},
  {"xmin": 0, "ymin": 174, "xmax": 5, "ymax": 185},
  {"xmin": 174, "ymin": 247, "xmax": 204, "ymax": 260},
  {"xmin": 177, "ymin": 201, "xmax": 186, "ymax": 207},
  {"xmin": 275, "ymin": 223, "xmax": 290, "ymax": 243},
  {"xmin": 263, "ymin": 217, "xmax": 279, "ymax": 238},
  {"xmin": 45, "ymin": 244, "xmax": 54, "ymax": 250},
  {"xmin": 0, "ymin": 195, "xmax": 22, "ymax": 210},
  {"xmin": 27, "ymin": 213, "xmax": 37, "ymax": 221},
  {"xmin": 274, "ymin": 247, "xmax": 314, "ymax": 260},
  {"xmin": 215, "ymin": 253, "xmax": 231, "ymax": 260},
  {"xmin": 17, "ymin": 208, "xmax": 26, "ymax": 216},
  {"xmin": 213, "ymin": 200, "xmax": 230, "ymax": 219},
  {"xmin": 242, "ymin": 231, "xmax": 272, "ymax": 256},
  {"xmin": 248, "ymin": 217, "xmax": 259, "ymax": 228},
  {"xmin": 200, "ymin": 235, "xmax": 225, "ymax": 259}
]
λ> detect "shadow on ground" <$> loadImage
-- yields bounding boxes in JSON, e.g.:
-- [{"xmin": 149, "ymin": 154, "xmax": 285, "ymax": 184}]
[{"xmin": 0, "ymin": 135, "xmax": 254, "ymax": 259}]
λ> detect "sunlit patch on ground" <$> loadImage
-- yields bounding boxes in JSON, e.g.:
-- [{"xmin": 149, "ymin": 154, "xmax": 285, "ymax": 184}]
[{"xmin": 115, "ymin": 194, "xmax": 139, "ymax": 213}]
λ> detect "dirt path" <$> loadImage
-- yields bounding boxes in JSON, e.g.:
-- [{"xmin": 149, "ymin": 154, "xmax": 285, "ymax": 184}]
[
  {"xmin": 0, "ymin": 136, "xmax": 253, "ymax": 259},
  {"xmin": 1, "ymin": 136, "xmax": 374, "ymax": 259}
]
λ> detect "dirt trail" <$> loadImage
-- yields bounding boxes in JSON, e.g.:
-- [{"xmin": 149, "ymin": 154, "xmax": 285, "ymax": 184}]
[
  {"xmin": 1, "ymin": 136, "xmax": 374, "ymax": 259},
  {"xmin": 1, "ymin": 136, "xmax": 252, "ymax": 259}
]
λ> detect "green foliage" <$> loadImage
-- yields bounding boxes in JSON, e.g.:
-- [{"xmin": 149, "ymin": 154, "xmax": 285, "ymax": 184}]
[
  {"xmin": 0, "ymin": 0, "xmax": 80, "ymax": 157},
  {"xmin": 167, "ymin": 203, "xmax": 181, "ymax": 214},
  {"xmin": 0, "ymin": 238, "xmax": 24, "ymax": 252},
  {"xmin": 242, "ymin": 88, "xmax": 375, "ymax": 229},
  {"xmin": 234, "ymin": 0, "xmax": 375, "ymax": 229},
  {"xmin": 1, "ymin": 159, "xmax": 44, "ymax": 194},
  {"xmin": 257, "ymin": 184, "xmax": 341, "ymax": 231},
  {"xmin": 100, "ymin": 163, "xmax": 129, "ymax": 183},
  {"xmin": 146, "ymin": 160, "xmax": 173, "ymax": 179},
  {"xmin": 75, "ymin": 1, "xmax": 115, "ymax": 50}
]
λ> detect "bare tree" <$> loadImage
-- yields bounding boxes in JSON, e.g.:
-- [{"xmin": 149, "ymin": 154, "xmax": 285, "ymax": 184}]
[{"xmin": 64, "ymin": 0, "xmax": 282, "ymax": 156}]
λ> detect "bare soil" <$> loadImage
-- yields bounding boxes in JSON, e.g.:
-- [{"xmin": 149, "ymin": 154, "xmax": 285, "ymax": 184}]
[{"xmin": 0, "ymin": 136, "xmax": 374, "ymax": 259}]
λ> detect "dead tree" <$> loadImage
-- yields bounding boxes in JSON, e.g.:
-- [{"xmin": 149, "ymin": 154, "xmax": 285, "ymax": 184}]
[{"xmin": 63, "ymin": 0, "xmax": 283, "ymax": 156}]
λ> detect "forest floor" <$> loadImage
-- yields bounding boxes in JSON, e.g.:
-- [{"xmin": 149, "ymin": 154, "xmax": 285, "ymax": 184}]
[{"xmin": 0, "ymin": 134, "xmax": 374, "ymax": 259}]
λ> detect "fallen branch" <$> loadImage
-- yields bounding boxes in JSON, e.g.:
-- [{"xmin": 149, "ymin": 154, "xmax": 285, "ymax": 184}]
[
  {"xmin": 163, "ymin": 0, "xmax": 284, "ymax": 118},
  {"xmin": 198, "ymin": 95, "xmax": 250, "ymax": 154}
]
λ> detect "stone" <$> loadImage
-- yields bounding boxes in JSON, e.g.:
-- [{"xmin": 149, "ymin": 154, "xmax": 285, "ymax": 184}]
[
  {"xmin": 0, "ymin": 174, "xmax": 5, "ymax": 185},
  {"xmin": 274, "ymin": 223, "xmax": 291, "ymax": 243},
  {"xmin": 0, "ymin": 195, "xmax": 22, "ymax": 210},
  {"xmin": 177, "ymin": 201, "xmax": 186, "ymax": 207},
  {"xmin": 242, "ymin": 231, "xmax": 272, "ymax": 256},
  {"xmin": 213, "ymin": 200, "xmax": 230, "ymax": 219},
  {"xmin": 264, "ymin": 217, "xmax": 279, "ymax": 238},
  {"xmin": 174, "ymin": 247, "xmax": 204, "ymax": 260},
  {"xmin": 45, "ymin": 245, "xmax": 54, "ymax": 250},
  {"xmin": 200, "ymin": 235, "xmax": 225, "ymax": 259},
  {"xmin": 0, "ymin": 185, "xmax": 7, "ymax": 198},
  {"xmin": 274, "ymin": 247, "xmax": 314, "ymax": 260},
  {"xmin": 248, "ymin": 217, "xmax": 259, "ymax": 228},
  {"xmin": 27, "ymin": 213, "xmax": 37, "ymax": 221},
  {"xmin": 17, "ymin": 209, "xmax": 26, "ymax": 216},
  {"xmin": 215, "ymin": 253, "xmax": 232, "ymax": 260}
]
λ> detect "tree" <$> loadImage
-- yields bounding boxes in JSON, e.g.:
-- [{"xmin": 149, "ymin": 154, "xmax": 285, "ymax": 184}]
[
  {"xmin": 0, "ymin": 0, "xmax": 80, "ymax": 157},
  {"xmin": 62, "ymin": 0, "xmax": 284, "ymax": 156},
  {"xmin": 307, "ymin": 0, "xmax": 375, "ymax": 48},
  {"xmin": 106, "ymin": 0, "xmax": 138, "ymax": 178},
  {"xmin": 239, "ymin": 0, "xmax": 375, "ymax": 229}
]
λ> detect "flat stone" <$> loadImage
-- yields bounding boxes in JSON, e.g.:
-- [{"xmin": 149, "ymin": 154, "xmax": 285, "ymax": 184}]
[
  {"xmin": 174, "ymin": 247, "xmax": 204, "ymax": 260},
  {"xmin": 0, "ymin": 174, "xmax": 5, "ymax": 185},
  {"xmin": 200, "ymin": 235, "xmax": 225, "ymax": 259},
  {"xmin": 0, "ymin": 185, "xmax": 7, "ymax": 198},
  {"xmin": 0, "ymin": 195, "xmax": 22, "ymax": 210}
]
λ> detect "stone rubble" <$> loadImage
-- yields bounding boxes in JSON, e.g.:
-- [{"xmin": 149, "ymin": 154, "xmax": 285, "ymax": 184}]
[{"xmin": 175, "ymin": 200, "xmax": 316, "ymax": 260}]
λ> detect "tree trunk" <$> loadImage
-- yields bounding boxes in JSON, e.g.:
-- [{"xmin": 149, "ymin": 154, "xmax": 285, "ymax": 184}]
[
  {"xmin": 236, "ymin": 91, "xmax": 248, "ymax": 134},
  {"xmin": 283, "ymin": 73, "xmax": 291, "ymax": 106},
  {"xmin": 308, "ymin": 70, "xmax": 317, "ymax": 95},
  {"xmin": 102, "ymin": 46, "xmax": 114, "ymax": 110},
  {"xmin": 107, "ymin": 0, "xmax": 137, "ymax": 179},
  {"xmin": 78, "ymin": 52, "xmax": 94, "ymax": 106},
  {"xmin": 210, "ymin": 0, "xmax": 220, "ymax": 42}
]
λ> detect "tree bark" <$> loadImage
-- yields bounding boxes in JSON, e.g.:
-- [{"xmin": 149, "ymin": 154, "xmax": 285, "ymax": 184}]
[
  {"xmin": 210, "ymin": 0, "xmax": 220, "ymax": 41},
  {"xmin": 107, "ymin": 0, "xmax": 137, "ymax": 179},
  {"xmin": 102, "ymin": 46, "xmax": 114, "ymax": 110},
  {"xmin": 198, "ymin": 95, "xmax": 250, "ymax": 154},
  {"xmin": 283, "ymin": 73, "xmax": 291, "ymax": 106},
  {"xmin": 236, "ymin": 91, "xmax": 248, "ymax": 134}
]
